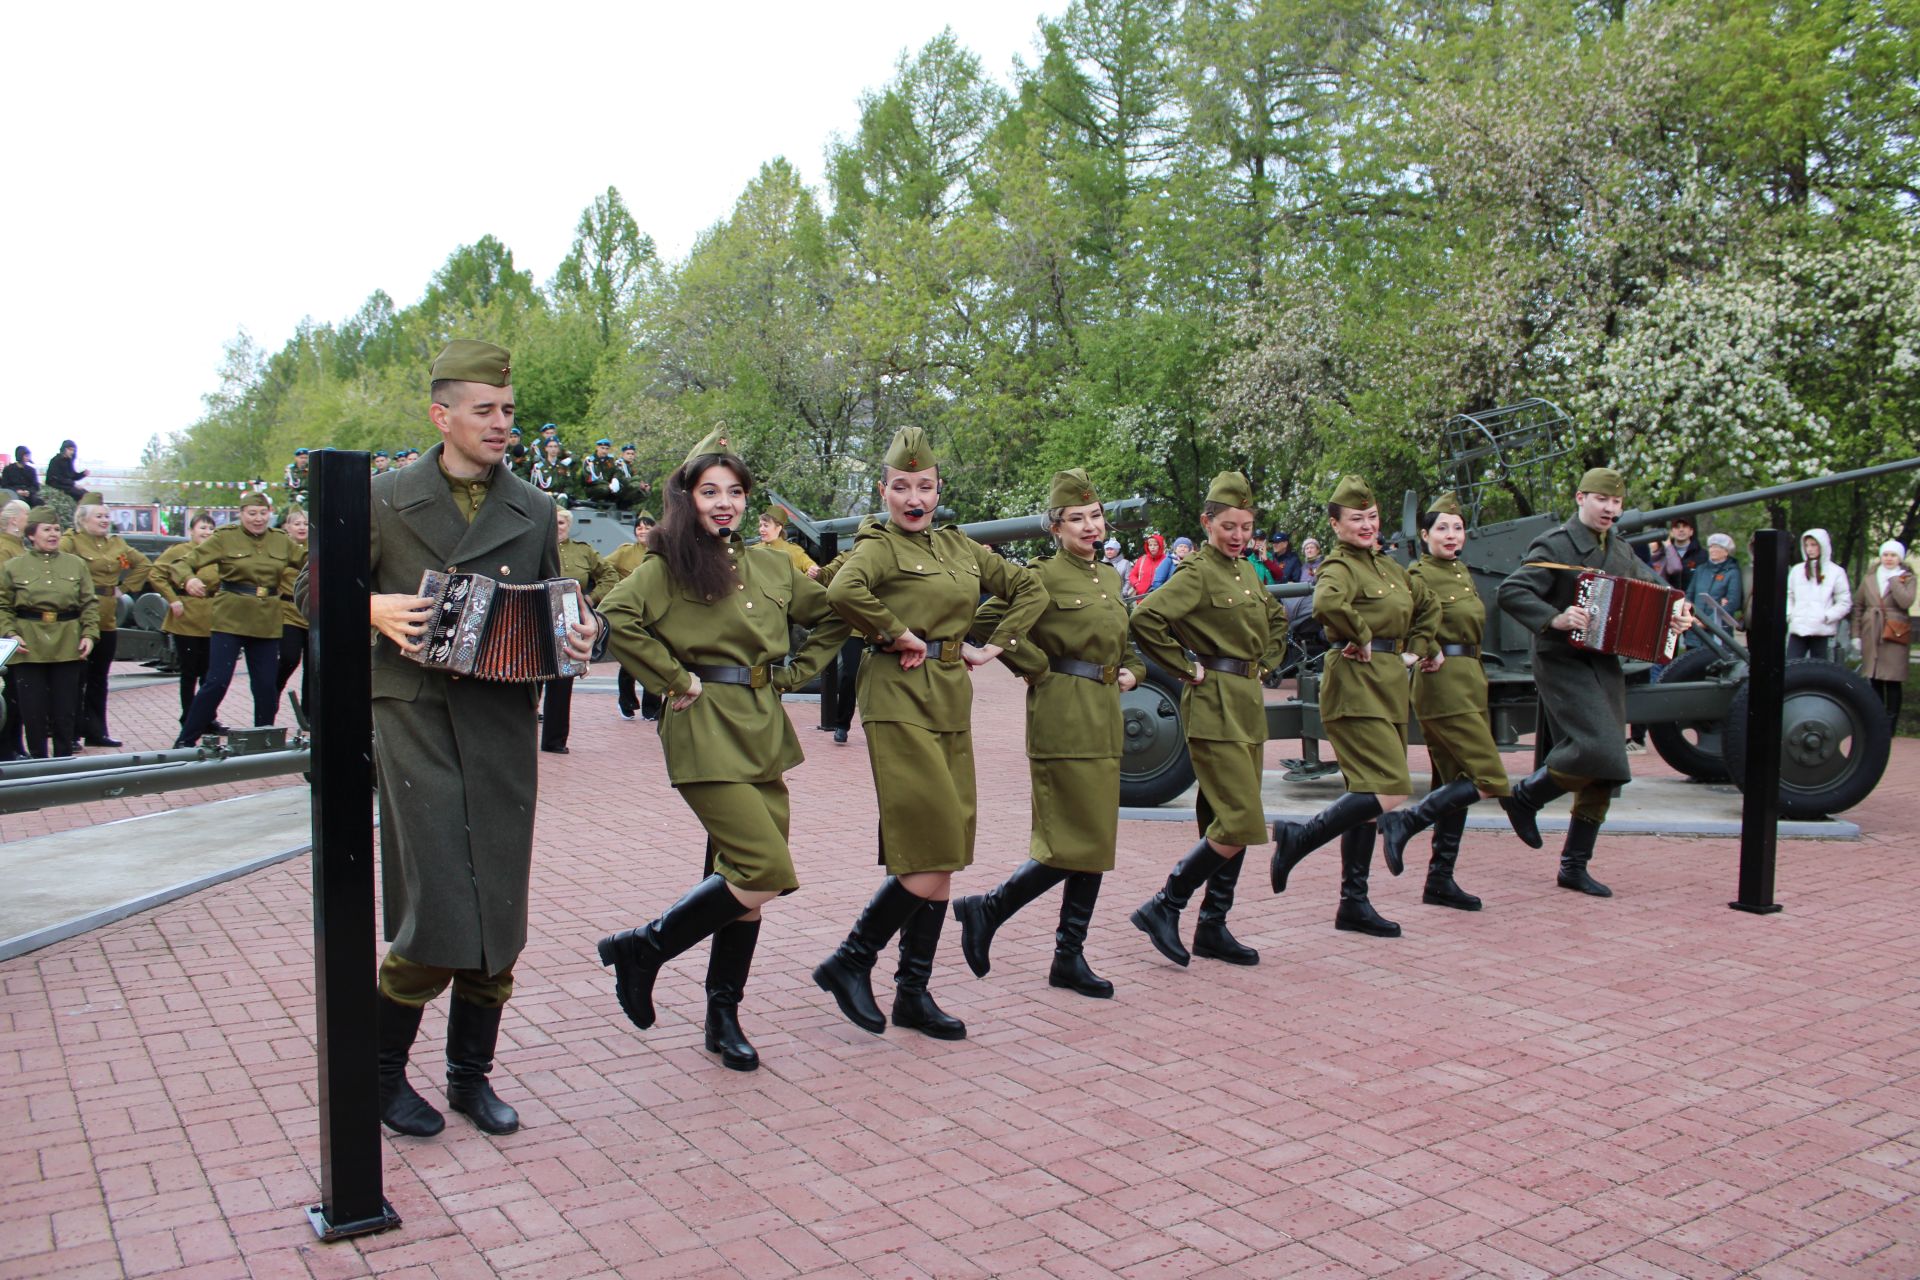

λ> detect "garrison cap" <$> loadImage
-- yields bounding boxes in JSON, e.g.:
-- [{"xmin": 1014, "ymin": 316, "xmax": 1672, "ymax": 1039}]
[
  {"xmin": 1206, "ymin": 471, "xmax": 1255, "ymax": 510},
  {"xmin": 25, "ymin": 505, "xmax": 57, "ymax": 526},
  {"xmin": 1048, "ymin": 468, "xmax": 1099, "ymax": 510},
  {"xmin": 239, "ymin": 490, "xmax": 272, "ymax": 509},
  {"xmin": 1327, "ymin": 475, "xmax": 1376, "ymax": 509},
  {"xmin": 1576, "ymin": 467, "xmax": 1626, "ymax": 498},
  {"xmin": 429, "ymin": 340, "xmax": 511, "ymax": 387},
  {"xmin": 882, "ymin": 426, "xmax": 937, "ymax": 472},
  {"xmin": 1426, "ymin": 490, "xmax": 1463, "ymax": 516},
  {"xmin": 683, "ymin": 424, "xmax": 736, "ymax": 468},
  {"xmin": 77, "ymin": 491, "xmax": 104, "ymax": 507}
]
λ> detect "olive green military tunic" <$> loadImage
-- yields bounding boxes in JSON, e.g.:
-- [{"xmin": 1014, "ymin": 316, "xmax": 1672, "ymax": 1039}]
[
  {"xmin": 59, "ymin": 529, "xmax": 152, "ymax": 633},
  {"xmin": 1128, "ymin": 544, "xmax": 1288, "ymax": 846},
  {"xmin": 1313, "ymin": 542, "xmax": 1439, "ymax": 794},
  {"xmin": 184, "ymin": 527, "xmax": 304, "ymax": 639},
  {"xmin": 557, "ymin": 538, "xmax": 616, "ymax": 599},
  {"xmin": 600, "ymin": 536, "xmax": 849, "ymax": 891},
  {"xmin": 0, "ymin": 549, "xmax": 100, "ymax": 662},
  {"xmin": 1498, "ymin": 517, "xmax": 1667, "ymax": 789},
  {"xmin": 761, "ymin": 533, "xmax": 816, "ymax": 578},
  {"xmin": 0, "ymin": 532, "xmax": 24, "ymax": 563},
  {"xmin": 1409, "ymin": 554, "xmax": 1510, "ymax": 796},
  {"xmin": 279, "ymin": 558, "xmax": 307, "ymax": 631},
  {"xmin": 153, "ymin": 543, "xmax": 214, "ymax": 639},
  {"xmin": 593, "ymin": 541, "xmax": 648, "ymax": 604},
  {"xmin": 825, "ymin": 521, "xmax": 1045, "ymax": 873},
  {"xmin": 976, "ymin": 551, "xmax": 1145, "ymax": 871}
]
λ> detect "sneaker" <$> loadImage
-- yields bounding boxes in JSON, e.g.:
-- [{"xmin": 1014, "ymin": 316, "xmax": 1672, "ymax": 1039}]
[
  {"xmin": 1624, "ymin": 740, "xmax": 1646, "ymax": 754},
  {"xmin": 617, "ymin": 707, "xmax": 635, "ymax": 721}
]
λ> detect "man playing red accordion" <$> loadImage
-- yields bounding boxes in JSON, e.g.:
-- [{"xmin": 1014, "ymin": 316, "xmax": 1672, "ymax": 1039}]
[{"xmin": 1497, "ymin": 467, "xmax": 1693, "ymax": 897}]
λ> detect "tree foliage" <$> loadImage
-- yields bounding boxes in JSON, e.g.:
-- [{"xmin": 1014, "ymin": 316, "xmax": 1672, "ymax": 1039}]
[{"xmin": 159, "ymin": 0, "xmax": 1920, "ymax": 563}]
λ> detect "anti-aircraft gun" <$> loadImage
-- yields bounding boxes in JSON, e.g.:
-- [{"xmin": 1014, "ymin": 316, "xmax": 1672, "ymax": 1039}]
[{"xmin": 1118, "ymin": 400, "xmax": 1920, "ymax": 819}]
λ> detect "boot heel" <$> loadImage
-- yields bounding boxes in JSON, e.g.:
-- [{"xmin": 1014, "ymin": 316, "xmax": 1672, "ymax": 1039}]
[{"xmin": 596, "ymin": 936, "xmax": 618, "ymax": 967}]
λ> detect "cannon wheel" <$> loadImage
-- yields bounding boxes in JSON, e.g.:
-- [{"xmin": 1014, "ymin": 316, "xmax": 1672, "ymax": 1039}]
[
  {"xmin": 1119, "ymin": 662, "xmax": 1194, "ymax": 807},
  {"xmin": 1721, "ymin": 660, "xmax": 1890, "ymax": 819},
  {"xmin": 1647, "ymin": 647, "xmax": 1733, "ymax": 783}
]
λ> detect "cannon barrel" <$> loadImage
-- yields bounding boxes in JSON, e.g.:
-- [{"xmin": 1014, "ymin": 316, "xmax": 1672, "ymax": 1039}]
[
  {"xmin": 763, "ymin": 491, "xmax": 1148, "ymax": 548},
  {"xmin": 1617, "ymin": 456, "xmax": 1920, "ymax": 535}
]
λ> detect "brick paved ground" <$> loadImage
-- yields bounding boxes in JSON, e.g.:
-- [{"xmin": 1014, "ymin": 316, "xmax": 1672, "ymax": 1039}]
[{"xmin": 2, "ymin": 670, "xmax": 1916, "ymax": 1278}]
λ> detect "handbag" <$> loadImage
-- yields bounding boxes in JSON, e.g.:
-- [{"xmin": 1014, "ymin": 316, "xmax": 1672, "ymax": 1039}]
[{"xmin": 1884, "ymin": 614, "xmax": 1912, "ymax": 645}]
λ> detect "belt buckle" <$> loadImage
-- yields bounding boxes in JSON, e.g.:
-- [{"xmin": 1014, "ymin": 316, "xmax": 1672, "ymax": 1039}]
[
  {"xmin": 1102, "ymin": 664, "xmax": 1118, "ymax": 684},
  {"xmin": 941, "ymin": 643, "xmax": 964, "ymax": 664},
  {"xmin": 39, "ymin": 610, "xmax": 56, "ymax": 623},
  {"xmin": 256, "ymin": 586, "xmax": 269, "ymax": 597},
  {"xmin": 750, "ymin": 665, "xmax": 769, "ymax": 690}
]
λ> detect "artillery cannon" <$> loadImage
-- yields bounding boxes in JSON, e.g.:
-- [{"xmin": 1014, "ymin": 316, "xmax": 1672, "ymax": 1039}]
[{"xmin": 1119, "ymin": 402, "xmax": 1919, "ymax": 819}]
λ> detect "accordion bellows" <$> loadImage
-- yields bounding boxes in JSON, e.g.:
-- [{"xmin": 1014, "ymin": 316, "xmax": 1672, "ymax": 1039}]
[
  {"xmin": 1570, "ymin": 572, "xmax": 1685, "ymax": 663},
  {"xmin": 408, "ymin": 571, "xmax": 589, "ymax": 682}
]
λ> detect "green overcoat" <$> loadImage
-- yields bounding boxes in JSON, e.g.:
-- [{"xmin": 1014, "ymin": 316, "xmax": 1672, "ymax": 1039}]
[
  {"xmin": 1497, "ymin": 516, "xmax": 1666, "ymax": 784},
  {"xmin": 340, "ymin": 443, "xmax": 564, "ymax": 975}
]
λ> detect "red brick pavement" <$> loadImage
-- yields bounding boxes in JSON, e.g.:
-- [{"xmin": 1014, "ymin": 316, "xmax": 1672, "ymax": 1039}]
[{"xmin": 2, "ymin": 671, "xmax": 1917, "ymax": 1278}]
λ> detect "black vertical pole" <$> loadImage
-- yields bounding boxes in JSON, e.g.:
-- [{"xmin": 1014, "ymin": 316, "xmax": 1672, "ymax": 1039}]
[
  {"xmin": 305, "ymin": 449, "xmax": 402, "ymax": 1239},
  {"xmin": 818, "ymin": 529, "xmax": 841, "ymax": 732},
  {"xmin": 1732, "ymin": 528, "xmax": 1787, "ymax": 915}
]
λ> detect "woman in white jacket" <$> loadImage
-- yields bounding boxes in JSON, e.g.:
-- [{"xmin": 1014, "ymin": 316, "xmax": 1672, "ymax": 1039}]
[{"xmin": 1785, "ymin": 528, "xmax": 1851, "ymax": 661}]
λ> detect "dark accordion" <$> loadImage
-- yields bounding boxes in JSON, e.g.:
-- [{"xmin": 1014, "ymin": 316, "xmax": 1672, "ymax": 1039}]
[
  {"xmin": 1569, "ymin": 572, "xmax": 1685, "ymax": 663},
  {"xmin": 407, "ymin": 571, "xmax": 589, "ymax": 682}
]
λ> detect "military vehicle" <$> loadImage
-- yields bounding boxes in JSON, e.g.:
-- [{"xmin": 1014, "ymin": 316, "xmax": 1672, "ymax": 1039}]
[{"xmin": 1112, "ymin": 403, "xmax": 1919, "ymax": 819}]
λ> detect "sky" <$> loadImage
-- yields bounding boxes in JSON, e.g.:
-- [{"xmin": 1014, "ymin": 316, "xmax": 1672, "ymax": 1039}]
[{"xmin": 1, "ymin": 0, "xmax": 1055, "ymax": 468}]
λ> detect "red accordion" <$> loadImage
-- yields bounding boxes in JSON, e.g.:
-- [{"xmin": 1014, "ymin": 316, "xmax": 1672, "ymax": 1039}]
[
  {"xmin": 406, "ymin": 571, "xmax": 590, "ymax": 682},
  {"xmin": 1569, "ymin": 572, "xmax": 1685, "ymax": 663}
]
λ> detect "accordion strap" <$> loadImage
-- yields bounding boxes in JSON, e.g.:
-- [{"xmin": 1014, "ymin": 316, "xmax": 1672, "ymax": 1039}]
[{"xmin": 1522, "ymin": 560, "xmax": 1600, "ymax": 573}]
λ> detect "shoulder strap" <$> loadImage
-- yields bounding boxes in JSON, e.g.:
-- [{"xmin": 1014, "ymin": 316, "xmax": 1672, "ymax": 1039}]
[{"xmin": 1521, "ymin": 560, "xmax": 1594, "ymax": 573}]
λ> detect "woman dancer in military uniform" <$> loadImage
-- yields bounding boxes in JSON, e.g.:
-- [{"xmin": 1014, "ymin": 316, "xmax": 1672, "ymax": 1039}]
[
  {"xmin": 1129, "ymin": 472, "xmax": 1288, "ymax": 967},
  {"xmin": 61, "ymin": 493, "xmax": 152, "ymax": 747},
  {"xmin": 596, "ymin": 430, "xmax": 847, "ymax": 1069},
  {"xmin": 1268, "ymin": 476, "xmax": 1454, "ymax": 938},
  {"xmin": 173, "ymin": 491, "xmax": 304, "ymax": 745},
  {"xmin": 541, "ymin": 506, "xmax": 614, "ymax": 754},
  {"xmin": 813, "ymin": 427, "xmax": 1045, "ymax": 1040},
  {"xmin": 273, "ymin": 506, "xmax": 310, "ymax": 713},
  {"xmin": 154, "ymin": 512, "xmax": 217, "ymax": 732},
  {"xmin": 1405, "ymin": 492, "xmax": 1544, "ymax": 910},
  {"xmin": 0, "ymin": 506, "xmax": 100, "ymax": 758},
  {"xmin": 953, "ymin": 469, "xmax": 1143, "ymax": 997}
]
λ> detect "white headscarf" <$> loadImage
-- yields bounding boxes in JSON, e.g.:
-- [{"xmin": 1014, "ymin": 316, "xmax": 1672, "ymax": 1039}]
[{"xmin": 1880, "ymin": 540, "xmax": 1908, "ymax": 592}]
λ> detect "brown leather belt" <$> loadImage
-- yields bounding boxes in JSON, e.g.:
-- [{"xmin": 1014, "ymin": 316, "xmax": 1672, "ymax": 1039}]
[
  {"xmin": 1440, "ymin": 643, "xmax": 1479, "ymax": 657},
  {"xmin": 1051, "ymin": 657, "xmax": 1118, "ymax": 684},
  {"xmin": 689, "ymin": 663, "xmax": 770, "ymax": 689},
  {"xmin": 1195, "ymin": 654, "xmax": 1256, "ymax": 679}
]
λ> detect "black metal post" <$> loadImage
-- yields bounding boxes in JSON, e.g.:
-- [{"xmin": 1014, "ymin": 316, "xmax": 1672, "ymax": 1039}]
[
  {"xmin": 305, "ymin": 449, "xmax": 401, "ymax": 1239},
  {"xmin": 1732, "ymin": 528, "xmax": 1787, "ymax": 915},
  {"xmin": 817, "ymin": 529, "xmax": 841, "ymax": 732}
]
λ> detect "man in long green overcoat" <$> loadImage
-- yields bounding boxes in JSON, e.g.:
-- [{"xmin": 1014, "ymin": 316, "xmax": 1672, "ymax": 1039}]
[
  {"xmin": 358, "ymin": 340, "xmax": 601, "ymax": 1138},
  {"xmin": 1497, "ymin": 467, "xmax": 1691, "ymax": 898}
]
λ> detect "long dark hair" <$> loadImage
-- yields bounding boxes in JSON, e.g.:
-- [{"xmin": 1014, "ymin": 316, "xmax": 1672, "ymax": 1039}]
[{"xmin": 651, "ymin": 453, "xmax": 753, "ymax": 601}]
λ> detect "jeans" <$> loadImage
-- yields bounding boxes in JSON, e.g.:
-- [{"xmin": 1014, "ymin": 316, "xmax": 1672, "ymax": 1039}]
[
  {"xmin": 179, "ymin": 632, "xmax": 280, "ymax": 742},
  {"xmin": 1786, "ymin": 635, "xmax": 1831, "ymax": 662}
]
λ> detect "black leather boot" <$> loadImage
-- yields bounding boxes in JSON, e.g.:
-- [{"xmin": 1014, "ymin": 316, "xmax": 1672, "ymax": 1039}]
[
  {"xmin": 1376, "ymin": 779, "xmax": 1479, "ymax": 876},
  {"xmin": 813, "ymin": 877, "xmax": 924, "ymax": 1033},
  {"xmin": 952, "ymin": 859, "xmax": 1068, "ymax": 978},
  {"xmin": 1334, "ymin": 823, "xmax": 1401, "ymax": 937},
  {"xmin": 1049, "ymin": 872, "xmax": 1112, "ymax": 998},
  {"xmin": 704, "ymin": 918, "xmax": 760, "ymax": 1071},
  {"xmin": 1270, "ymin": 792, "xmax": 1383, "ymax": 892},
  {"xmin": 1130, "ymin": 840, "xmax": 1227, "ymax": 966},
  {"xmin": 891, "ymin": 899, "xmax": 966, "ymax": 1039},
  {"xmin": 1557, "ymin": 817, "xmax": 1611, "ymax": 896},
  {"xmin": 596, "ymin": 874, "xmax": 745, "ymax": 1030},
  {"xmin": 377, "ymin": 994, "xmax": 444, "ymax": 1137},
  {"xmin": 1500, "ymin": 768, "xmax": 1564, "ymax": 850},
  {"xmin": 445, "ymin": 999, "xmax": 519, "ymax": 1135},
  {"xmin": 1192, "ymin": 853, "xmax": 1258, "ymax": 965},
  {"xmin": 1422, "ymin": 806, "xmax": 1481, "ymax": 910}
]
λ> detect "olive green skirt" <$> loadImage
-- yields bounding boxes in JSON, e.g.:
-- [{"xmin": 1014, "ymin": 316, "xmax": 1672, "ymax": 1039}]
[
  {"xmin": 1029, "ymin": 756, "xmax": 1119, "ymax": 872},
  {"xmin": 1326, "ymin": 715, "xmax": 1413, "ymax": 795},
  {"xmin": 679, "ymin": 779, "xmax": 799, "ymax": 893},
  {"xmin": 868, "ymin": 721, "xmax": 976, "ymax": 874},
  {"xmin": 1188, "ymin": 738, "xmax": 1268, "ymax": 847},
  {"xmin": 1419, "ymin": 712, "xmax": 1511, "ymax": 796}
]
